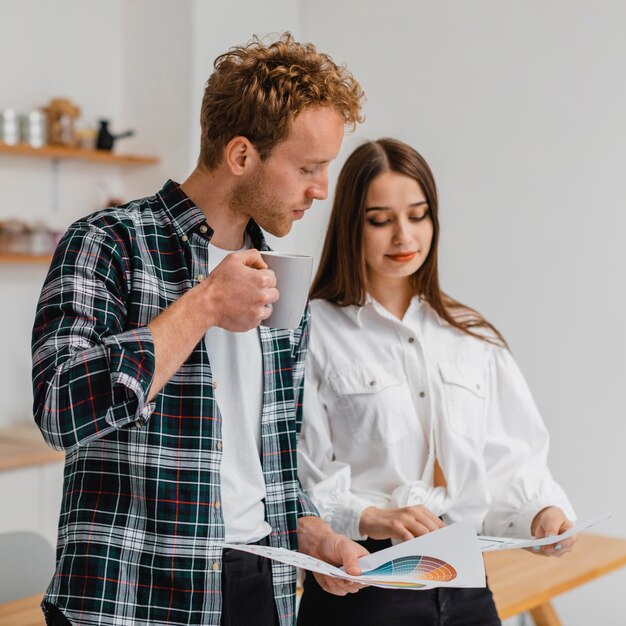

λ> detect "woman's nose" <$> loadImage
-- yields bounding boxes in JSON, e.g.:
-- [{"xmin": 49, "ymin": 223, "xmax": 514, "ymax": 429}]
[{"xmin": 392, "ymin": 219, "xmax": 411, "ymax": 244}]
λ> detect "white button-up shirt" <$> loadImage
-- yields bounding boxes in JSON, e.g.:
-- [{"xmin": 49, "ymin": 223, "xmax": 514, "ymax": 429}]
[{"xmin": 298, "ymin": 296, "xmax": 575, "ymax": 540}]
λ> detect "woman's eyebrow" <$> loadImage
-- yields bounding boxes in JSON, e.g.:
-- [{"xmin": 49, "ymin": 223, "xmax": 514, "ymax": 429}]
[{"xmin": 365, "ymin": 201, "xmax": 428, "ymax": 212}]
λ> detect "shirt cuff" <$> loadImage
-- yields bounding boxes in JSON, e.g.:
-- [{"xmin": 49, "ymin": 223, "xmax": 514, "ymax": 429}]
[
  {"xmin": 329, "ymin": 493, "xmax": 372, "ymax": 540},
  {"xmin": 103, "ymin": 327, "xmax": 156, "ymax": 428},
  {"xmin": 390, "ymin": 482, "xmax": 446, "ymax": 517},
  {"xmin": 297, "ymin": 488, "xmax": 320, "ymax": 519},
  {"xmin": 508, "ymin": 501, "xmax": 558, "ymax": 538}
]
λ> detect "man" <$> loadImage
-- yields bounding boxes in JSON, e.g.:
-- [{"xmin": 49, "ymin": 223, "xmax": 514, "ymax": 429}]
[{"xmin": 32, "ymin": 33, "xmax": 366, "ymax": 626}]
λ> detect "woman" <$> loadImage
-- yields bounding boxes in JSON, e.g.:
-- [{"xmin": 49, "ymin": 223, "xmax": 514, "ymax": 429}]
[{"xmin": 296, "ymin": 138, "xmax": 576, "ymax": 625}]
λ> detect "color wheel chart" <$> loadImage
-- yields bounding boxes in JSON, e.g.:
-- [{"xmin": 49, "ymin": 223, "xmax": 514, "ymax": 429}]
[{"xmin": 362, "ymin": 555, "xmax": 457, "ymax": 587}]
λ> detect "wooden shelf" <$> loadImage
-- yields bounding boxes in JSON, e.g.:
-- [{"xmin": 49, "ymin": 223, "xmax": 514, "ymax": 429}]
[
  {"xmin": 0, "ymin": 253, "xmax": 53, "ymax": 265},
  {"xmin": 0, "ymin": 141, "xmax": 158, "ymax": 165},
  {"xmin": 0, "ymin": 423, "xmax": 63, "ymax": 472}
]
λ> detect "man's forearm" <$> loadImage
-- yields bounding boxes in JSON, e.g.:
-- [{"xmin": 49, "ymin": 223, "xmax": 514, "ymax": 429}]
[
  {"xmin": 147, "ymin": 287, "xmax": 214, "ymax": 402},
  {"xmin": 297, "ymin": 515, "xmax": 336, "ymax": 559}
]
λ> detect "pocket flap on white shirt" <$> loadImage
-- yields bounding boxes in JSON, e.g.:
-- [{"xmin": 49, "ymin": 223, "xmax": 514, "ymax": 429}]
[
  {"xmin": 438, "ymin": 363, "xmax": 485, "ymax": 398},
  {"xmin": 328, "ymin": 364, "xmax": 403, "ymax": 395}
]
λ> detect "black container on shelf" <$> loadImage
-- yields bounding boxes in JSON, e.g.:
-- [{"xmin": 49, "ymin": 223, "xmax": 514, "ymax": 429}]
[{"xmin": 96, "ymin": 119, "xmax": 134, "ymax": 151}]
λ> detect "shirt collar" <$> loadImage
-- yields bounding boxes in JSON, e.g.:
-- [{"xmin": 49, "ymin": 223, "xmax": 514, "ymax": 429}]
[
  {"xmin": 156, "ymin": 179, "xmax": 269, "ymax": 250},
  {"xmin": 345, "ymin": 293, "xmax": 425, "ymax": 328}
]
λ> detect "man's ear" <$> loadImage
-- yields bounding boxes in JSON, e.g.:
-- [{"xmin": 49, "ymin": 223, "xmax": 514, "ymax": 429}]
[{"xmin": 224, "ymin": 136, "xmax": 259, "ymax": 176}]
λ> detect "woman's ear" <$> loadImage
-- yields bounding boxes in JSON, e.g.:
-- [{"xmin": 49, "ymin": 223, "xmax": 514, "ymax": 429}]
[{"xmin": 224, "ymin": 136, "xmax": 259, "ymax": 176}]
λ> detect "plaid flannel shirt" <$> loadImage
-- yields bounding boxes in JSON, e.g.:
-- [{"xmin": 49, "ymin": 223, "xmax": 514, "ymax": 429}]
[{"xmin": 31, "ymin": 180, "xmax": 318, "ymax": 626}]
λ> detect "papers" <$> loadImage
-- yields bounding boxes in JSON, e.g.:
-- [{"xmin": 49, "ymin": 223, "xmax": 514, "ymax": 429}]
[
  {"xmin": 224, "ymin": 513, "xmax": 614, "ymax": 590},
  {"xmin": 224, "ymin": 521, "xmax": 485, "ymax": 590},
  {"xmin": 478, "ymin": 513, "xmax": 613, "ymax": 552}
]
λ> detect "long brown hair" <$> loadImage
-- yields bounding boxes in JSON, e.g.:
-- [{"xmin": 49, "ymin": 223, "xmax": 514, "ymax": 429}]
[{"xmin": 310, "ymin": 138, "xmax": 506, "ymax": 346}]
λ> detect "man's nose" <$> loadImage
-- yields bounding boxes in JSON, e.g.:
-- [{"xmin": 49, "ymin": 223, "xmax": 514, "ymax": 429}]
[{"xmin": 306, "ymin": 172, "xmax": 328, "ymax": 201}]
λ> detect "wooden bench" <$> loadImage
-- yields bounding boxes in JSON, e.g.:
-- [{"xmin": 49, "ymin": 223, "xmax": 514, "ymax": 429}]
[{"xmin": 2, "ymin": 534, "xmax": 626, "ymax": 625}]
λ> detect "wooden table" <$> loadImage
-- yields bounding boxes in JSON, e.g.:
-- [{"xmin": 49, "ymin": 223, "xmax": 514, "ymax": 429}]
[
  {"xmin": 485, "ymin": 533, "xmax": 626, "ymax": 624},
  {"xmin": 0, "ymin": 595, "xmax": 44, "ymax": 626},
  {"xmin": 2, "ymin": 534, "xmax": 626, "ymax": 625},
  {"xmin": 0, "ymin": 423, "xmax": 63, "ymax": 471}
]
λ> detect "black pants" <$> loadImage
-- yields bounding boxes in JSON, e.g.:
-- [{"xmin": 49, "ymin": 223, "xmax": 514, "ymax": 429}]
[
  {"xmin": 44, "ymin": 603, "xmax": 72, "ymax": 626},
  {"xmin": 44, "ymin": 545, "xmax": 279, "ymax": 626},
  {"xmin": 221, "ymin": 543, "xmax": 279, "ymax": 626},
  {"xmin": 297, "ymin": 538, "xmax": 501, "ymax": 626}
]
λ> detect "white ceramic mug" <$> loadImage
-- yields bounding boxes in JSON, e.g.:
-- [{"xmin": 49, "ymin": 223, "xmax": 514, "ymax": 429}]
[{"xmin": 260, "ymin": 251, "xmax": 313, "ymax": 329}]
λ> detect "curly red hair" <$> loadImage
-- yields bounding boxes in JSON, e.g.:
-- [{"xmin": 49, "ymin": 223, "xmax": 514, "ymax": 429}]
[{"xmin": 199, "ymin": 32, "xmax": 364, "ymax": 170}]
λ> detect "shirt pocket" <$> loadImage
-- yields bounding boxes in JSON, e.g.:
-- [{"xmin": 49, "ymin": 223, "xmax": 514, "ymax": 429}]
[
  {"xmin": 439, "ymin": 362, "xmax": 486, "ymax": 438},
  {"xmin": 327, "ymin": 363, "xmax": 417, "ymax": 444}
]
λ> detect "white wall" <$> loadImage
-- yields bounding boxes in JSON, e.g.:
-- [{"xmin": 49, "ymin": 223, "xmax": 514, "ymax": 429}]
[
  {"xmin": 295, "ymin": 1, "xmax": 626, "ymax": 623},
  {"xmin": 119, "ymin": 0, "xmax": 194, "ymax": 197},
  {"xmin": 189, "ymin": 0, "xmax": 303, "ymax": 169}
]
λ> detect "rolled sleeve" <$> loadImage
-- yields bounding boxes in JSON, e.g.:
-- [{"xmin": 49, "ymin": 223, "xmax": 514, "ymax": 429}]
[
  {"xmin": 32, "ymin": 223, "xmax": 157, "ymax": 451},
  {"xmin": 103, "ymin": 329, "xmax": 156, "ymax": 427},
  {"xmin": 297, "ymin": 487, "xmax": 319, "ymax": 519},
  {"xmin": 35, "ymin": 326, "xmax": 156, "ymax": 451}
]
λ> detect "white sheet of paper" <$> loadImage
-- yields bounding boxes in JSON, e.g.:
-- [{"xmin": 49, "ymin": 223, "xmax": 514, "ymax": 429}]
[
  {"xmin": 224, "ymin": 521, "xmax": 485, "ymax": 590},
  {"xmin": 477, "ymin": 512, "xmax": 614, "ymax": 552}
]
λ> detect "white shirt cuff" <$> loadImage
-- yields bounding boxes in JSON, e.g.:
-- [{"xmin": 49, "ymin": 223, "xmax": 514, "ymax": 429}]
[
  {"xmin": 508, "ymin": 501, "xmax": 557, "ymax": 538},
  {"xmin": 329, "ymin": 493, "xmax": 372, "ymax": 540},
  {"xmin": 390, "ymin": 482, "xmax": 446, "ymax": 517}
]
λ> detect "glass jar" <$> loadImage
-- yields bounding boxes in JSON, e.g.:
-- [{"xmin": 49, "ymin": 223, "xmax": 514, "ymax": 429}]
[
  {"xmin": 0, "ymin": 109, "xmax": 21, "ymax": 145},
  {"xmin": 22, "ymin": 110, "xmax": 47, "ymax": 148}
]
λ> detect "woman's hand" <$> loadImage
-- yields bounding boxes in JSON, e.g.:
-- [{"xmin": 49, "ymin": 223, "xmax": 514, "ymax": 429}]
[
  {"xmin": 359, "ymin": 505, "xmax": 445, "ymax": 542},
  {"xmin": 527, "ymin": 506, "xmax": 576, "ymax": 557}
]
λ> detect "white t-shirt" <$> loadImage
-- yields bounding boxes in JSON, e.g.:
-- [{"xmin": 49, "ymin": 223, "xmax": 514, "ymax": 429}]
[{"xmin": 204, "ymin": 240, "xmax": 271, "ymax": 543}]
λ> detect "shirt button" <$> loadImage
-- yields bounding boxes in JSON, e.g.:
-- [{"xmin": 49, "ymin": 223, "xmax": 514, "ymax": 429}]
[
  {"xmin": 212, "ymin": 562, "xmax": 220, "ymax": 571},
  {"xmin": 419, "ymin": 391, "xmax": 426, "ymax": 398},
  {"xmin": 212, "ymin": 381, "xmax": 218, "ymax": 390},
  {"xmin": 214, "ymin": 500, "xmax": 221, "ymax": 509},
  {"xmin": 199, "ymin": 224, "xmax": 208, "ymax": 234},
  {"xmin": 134, "ymin": 419, "xmax": 142, "ymax": 428},
  {"xmin": 369, "ymin": 380, "xmax": 376, "ymax": 387},
  {"xmin": 476, "ymin": 384, "xmax": 481, "ymax": 390},
  {"xmin": 181, "ymin": 234, "xmax": 189, "ymax": 242},
  {"xmin": 408, "ymin": 337, "xmax": 415, "ymax": 343},
  {"xmin": 196, "ymin": 274, "xmax": 205, "ymax": 283},
  {"xmin": 216, "ymin": 441, "xmax": 222, "ymax": 451}
]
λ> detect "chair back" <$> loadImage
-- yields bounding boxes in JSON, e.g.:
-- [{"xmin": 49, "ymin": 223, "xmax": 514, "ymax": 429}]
[{"xmin": 0, "ymin": 531, "xmax": 55, "ymax": 603}]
